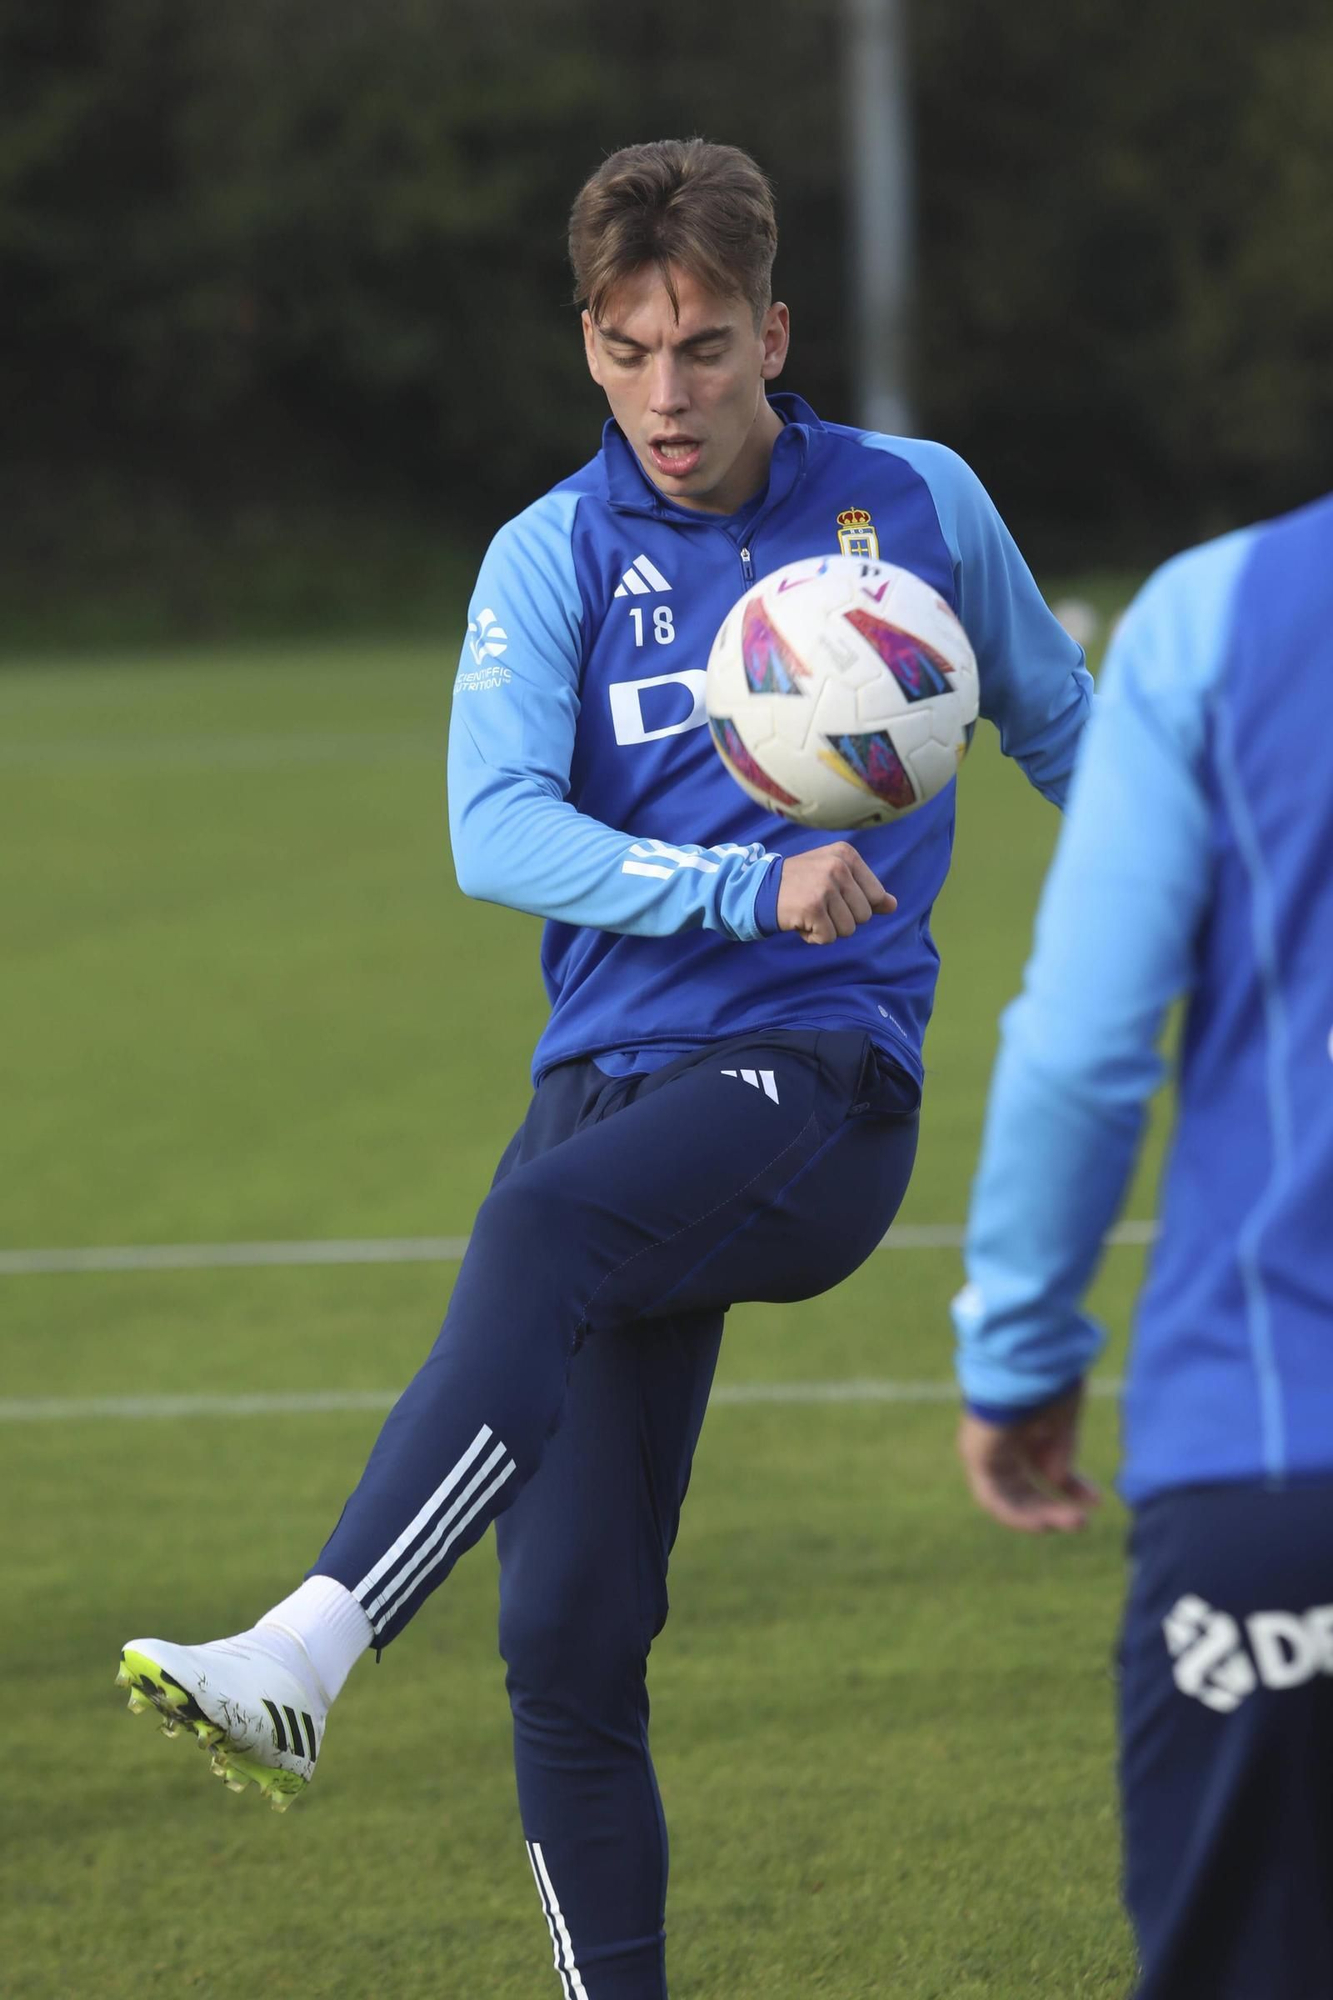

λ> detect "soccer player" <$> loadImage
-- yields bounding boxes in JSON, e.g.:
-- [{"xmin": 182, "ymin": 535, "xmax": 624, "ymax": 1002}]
[
  {"xmin": 119, "ymin": 140, "xmax": 1090, "ymax": 1997},
  {"xmin": 952, "ymin": 493, "xmax": 1333, "ymax": 1998}
]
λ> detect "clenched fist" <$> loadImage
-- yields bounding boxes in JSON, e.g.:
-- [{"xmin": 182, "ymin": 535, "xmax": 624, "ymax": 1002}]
[{"xmin": 776, "ymin": 842, "xmax": 897, "ymax": 945}]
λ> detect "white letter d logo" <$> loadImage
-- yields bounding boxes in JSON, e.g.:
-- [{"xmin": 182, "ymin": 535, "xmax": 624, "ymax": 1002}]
[{"xmin": 608, "ymin": 670, "xmax": 708, "ymax": 746}]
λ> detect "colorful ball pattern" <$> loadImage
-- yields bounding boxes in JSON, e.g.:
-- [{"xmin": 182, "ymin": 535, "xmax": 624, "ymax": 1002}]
[{"xmin": 704, "ymin": 555, "xmax": 980, "ymax": 829}]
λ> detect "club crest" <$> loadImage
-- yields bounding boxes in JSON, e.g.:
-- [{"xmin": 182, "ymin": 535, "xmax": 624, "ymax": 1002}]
[{"xmin": 836, "ymin": 508, "xmax": 879, "ymax": 562}]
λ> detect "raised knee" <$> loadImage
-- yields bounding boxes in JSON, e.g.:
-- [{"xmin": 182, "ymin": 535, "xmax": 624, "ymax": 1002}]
[{"xmin": 475, "ymin": 1168, "xmax": 581, "ymax": 1245}]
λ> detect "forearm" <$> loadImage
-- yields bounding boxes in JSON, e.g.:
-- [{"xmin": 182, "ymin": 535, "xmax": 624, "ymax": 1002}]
[
  {"xmin": 954, "ymin": 1029, "xmax": 1142, "ymax": 1409},
  {"xmin": 451, "ymin": 776, "xmax": 782, "ymax": 941}
]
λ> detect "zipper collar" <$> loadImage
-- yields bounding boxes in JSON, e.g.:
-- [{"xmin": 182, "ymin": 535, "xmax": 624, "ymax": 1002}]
[{"xmin": 601, "ymin": 392, "xmax": 823, "ymax": 520}]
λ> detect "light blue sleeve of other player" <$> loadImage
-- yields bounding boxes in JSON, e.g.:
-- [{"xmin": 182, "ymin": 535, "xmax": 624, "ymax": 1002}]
[
  {"xmin": 867, "ymin": 438, "xmax": 1094, "ymax": 803},
  {"xmin": 951, "ymin": 529, "xmax": 1255, "ymax": 1412},
  {"xmin": 448, "ymin": 490, "xmax": 779, "ymax": 942}
]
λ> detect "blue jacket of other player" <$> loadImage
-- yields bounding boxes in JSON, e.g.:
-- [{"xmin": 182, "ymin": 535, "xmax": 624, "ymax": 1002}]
[
  {"xmin": 954, "ymin": 492, "xmax": 1333, "ymax": 1502},
  {"xmin": 448, "ymin": 393, "xmax": 1092, "ymax": 1084}
]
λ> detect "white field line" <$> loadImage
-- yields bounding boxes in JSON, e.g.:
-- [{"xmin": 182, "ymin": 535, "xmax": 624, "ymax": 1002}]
[
  {"xmin": 0, "ymin": 1219, "xmax": 1158, "ymax": 1279},
  {"xmin": 0, "ymin": 731, "xmax": 438, "ymax": 771},
  {"xmin": 0, "ymin": 1236, "xmax": 474, "ymax": 1276},
  {"xmin": 0, "ymin": 1379, "xmax": 1124, "ymax": 1425}
]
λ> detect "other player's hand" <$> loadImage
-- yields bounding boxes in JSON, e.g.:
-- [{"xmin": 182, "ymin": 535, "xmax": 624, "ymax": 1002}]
[
  {"xmin": 956, "ymin": 1385, "xmax": 1101, "ymax": 1534},
  {"xmin": 776, "ymin": 843, "xmax": 896, "ymax": 945}
]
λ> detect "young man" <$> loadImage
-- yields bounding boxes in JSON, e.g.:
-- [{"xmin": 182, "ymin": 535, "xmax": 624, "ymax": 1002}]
[
  {"xmin": 119, "ymin": 140, "xmax": 1090, "ymax": 1997},
  {"xmin": 952, "ymin": 494, "xmax": 1333, "ymax": 1998}
]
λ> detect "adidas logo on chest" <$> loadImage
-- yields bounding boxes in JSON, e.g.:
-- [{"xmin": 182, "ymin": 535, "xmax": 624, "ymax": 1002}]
[{"xmin": 614, "ymin": 554, "xmax": 672, "ymax": 598}]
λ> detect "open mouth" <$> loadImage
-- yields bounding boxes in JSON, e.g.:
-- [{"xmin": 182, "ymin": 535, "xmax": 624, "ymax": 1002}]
[{"xmin": 648, "ymin": 436, "xmax": 702, "ymax": 479}]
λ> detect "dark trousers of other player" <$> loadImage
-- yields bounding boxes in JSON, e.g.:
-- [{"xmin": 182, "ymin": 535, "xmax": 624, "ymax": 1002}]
[
  {"xmin": 1119, "ymin": 1478, "xmax": 1333, "ymax": 2000},
  {"xmin": 315, "ymin": 1028, "xmax": 919, "ymax": 1999}
]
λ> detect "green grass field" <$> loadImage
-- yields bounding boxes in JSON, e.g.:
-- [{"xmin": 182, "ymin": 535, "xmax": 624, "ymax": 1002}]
[{"xmin": 2, "ymin": 619, "xmax": 1155, "ymax": 1998}]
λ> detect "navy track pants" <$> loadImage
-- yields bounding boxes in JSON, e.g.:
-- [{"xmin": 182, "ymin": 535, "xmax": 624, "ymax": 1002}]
[
  {"xmin": 316, "ymin": 1028, "xmax": 919, "ymax": 1998},
  {"xmin": 1120, "ymin": 1478, "xmax": 1333, "ymax": 2000}
]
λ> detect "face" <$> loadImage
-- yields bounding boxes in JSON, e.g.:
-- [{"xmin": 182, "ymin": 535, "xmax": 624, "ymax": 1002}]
[{"xmin": 582, "ymin": 264, "xmax": 789, "ymax": 516}]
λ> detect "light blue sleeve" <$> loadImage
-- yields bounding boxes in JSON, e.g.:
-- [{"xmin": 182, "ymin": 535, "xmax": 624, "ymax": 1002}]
[
  {"xmin": 870, "ymin": 439, "xmax": 1094, "ymax": 803},
  {"xmin": 952, "ymin": 529, "xmax": 1256, "ymax": 1411},
  {"xmin": 447, "ymin": 490, "xmax": 780, "ymax": 942}
]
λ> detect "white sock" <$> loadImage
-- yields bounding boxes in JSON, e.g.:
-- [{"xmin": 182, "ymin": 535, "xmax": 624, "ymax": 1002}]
[{"xmin": 257, "ymin": 1576, "xmax": 372, "ymax": 1704}]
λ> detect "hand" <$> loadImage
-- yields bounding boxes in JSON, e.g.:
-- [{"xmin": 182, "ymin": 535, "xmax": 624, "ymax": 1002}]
[
  {"xmin": 956, "ymin": 1385, "xmax": 1101, "ymax": 1534},
  {"xmin": 776, "ymin": 842, "xmax": 896, "ymax": 945}
]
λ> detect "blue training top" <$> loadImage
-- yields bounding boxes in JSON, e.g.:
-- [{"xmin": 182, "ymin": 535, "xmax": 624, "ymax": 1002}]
[
  {"xmin": 954, "ymin": 491, "xmax": 1333, "ymax": 1504},
  {"xmin": 448, "ymin": 393, "xmax": 1091, "ymax": 1085}
]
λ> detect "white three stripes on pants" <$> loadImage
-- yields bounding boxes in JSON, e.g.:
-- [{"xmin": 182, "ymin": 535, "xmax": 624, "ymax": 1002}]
[
  {"xmin": 528, "ymin": 1841, "xmax": 590, "ymax": 2000},
  {"xmin": 721, "ymin": 1066, "xmax": 780, "ymax": 1103},
  {"xmin": 351, "ymin": 1423, "xmax": 516, "ymax": 1633}
]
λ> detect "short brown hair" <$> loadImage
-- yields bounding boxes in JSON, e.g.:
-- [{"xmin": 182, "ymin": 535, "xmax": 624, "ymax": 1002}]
[{"xmin": 569, "ymin": 139, "xmax": 777, "ymax": 327}]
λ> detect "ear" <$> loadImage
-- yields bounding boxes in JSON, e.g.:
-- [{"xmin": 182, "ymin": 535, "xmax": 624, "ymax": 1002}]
[
  {"xmin": 582, "ymin": 310, "xmax": 605, "ymax": 388},
  {"xmin": 759, "ymin": 302, "xmax": 790, "ymax": 383}
]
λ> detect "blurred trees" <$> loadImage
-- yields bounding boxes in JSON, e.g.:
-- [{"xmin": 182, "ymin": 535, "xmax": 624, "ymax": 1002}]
[
  {"xmin": 913, "ymin": 0, "xmax": 1333, "ymax": 553},
  {"xmin": 2, "ymin": 0, "xmax": 1331, "ymax": 616}
]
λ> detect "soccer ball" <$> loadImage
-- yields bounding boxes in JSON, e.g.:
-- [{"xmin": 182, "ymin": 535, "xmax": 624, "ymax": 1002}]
[{"xmin": 704, "ymin": 555, "xmax": 980, "ymax": 829}]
